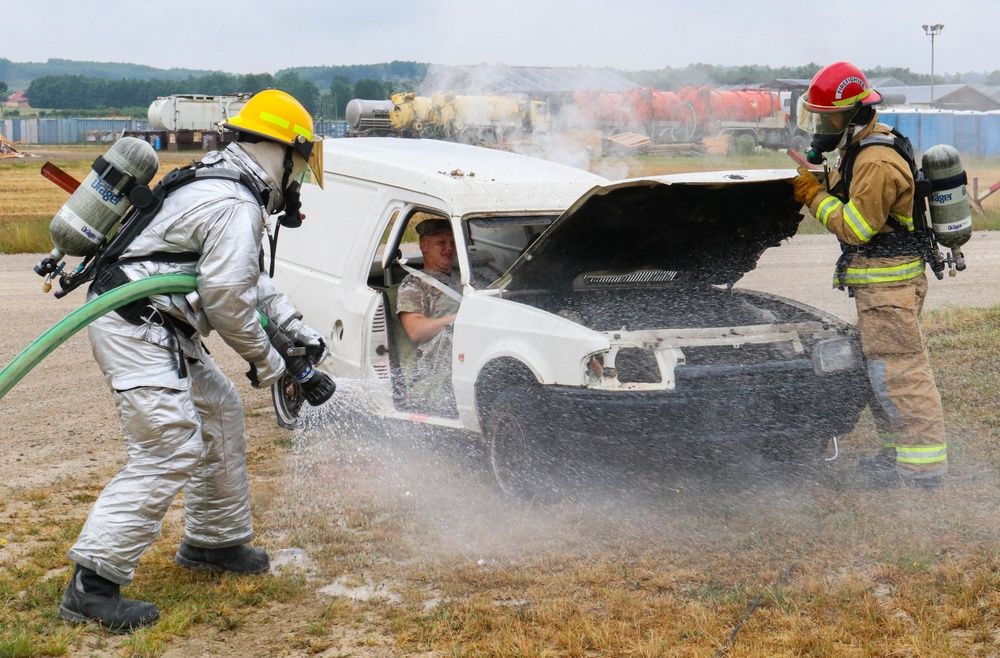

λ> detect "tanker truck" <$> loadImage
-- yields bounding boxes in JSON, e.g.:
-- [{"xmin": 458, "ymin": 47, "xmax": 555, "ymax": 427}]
[
  {"xmin": 345, "ymin": 98, "xmax": 397, "ymax": 136},
  {"xmin": 426, "ymin": 92, "xmax": 549, "ymax": 143},
  {"xmin": 124, "ymin": 94, "xmax": 252, "ymax": 151},
  {"xmin": 347, "ymin": 93, "xmax": 549, "ymax": 144},
  {"xmin": 569, "ymin": 86, "xmax": 809, "ymax": 151}
]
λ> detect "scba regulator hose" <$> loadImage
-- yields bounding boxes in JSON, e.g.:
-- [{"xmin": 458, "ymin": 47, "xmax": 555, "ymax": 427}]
[{"xmin": 0, "ymin": 273, "xmax": 197, "ymax": 400}]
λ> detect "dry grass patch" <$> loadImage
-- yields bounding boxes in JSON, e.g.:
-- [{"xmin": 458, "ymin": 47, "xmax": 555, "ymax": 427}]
[{"xmin": 0, "ymin": 148, "xmax": 199, "ymax": 254}]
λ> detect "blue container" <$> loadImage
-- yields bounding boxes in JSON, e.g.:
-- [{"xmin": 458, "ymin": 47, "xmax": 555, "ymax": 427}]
[
  {"xmin": 893, "ymin": 112, "xmax": 921, "ymax": 146},
  {"xmin": 918, "ymin": 111, "xmax": 955, "ymax": 152},
  {"xmin": 878, "ymin": 111, "xmax": 898, "ymax": 130},
  {"xmin": 37, "ymin": 119, "xmax": 59, "ymax": 144},
  {"xmin": 952, "ymin": 112, "xmax": 980, "ymax": 156},
  {"xmin": 980, "ymin": 112, "xmax": 1000, "ymax": 157}
]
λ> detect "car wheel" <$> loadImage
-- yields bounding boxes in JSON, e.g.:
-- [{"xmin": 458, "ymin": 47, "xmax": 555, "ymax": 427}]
[
  {"xmin": 484, "ymin": 389, "xmax": 553, "ymax": 501},
  {"xmin": 758, "ymin": 433, "xmax": 832, "ymax": 463},
  {"xmin": 271, "ymin": 372, "xmax": 303, "ymax": 429}
]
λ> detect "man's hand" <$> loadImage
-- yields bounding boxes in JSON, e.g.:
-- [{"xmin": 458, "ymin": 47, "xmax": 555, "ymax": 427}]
[
  {"xmin": 793, "ymin": 166, "xmax": 824, "ymax": 206},
  {"xmin": 283, "ymin": 318, "xmax": 329, "ymax": 364}
]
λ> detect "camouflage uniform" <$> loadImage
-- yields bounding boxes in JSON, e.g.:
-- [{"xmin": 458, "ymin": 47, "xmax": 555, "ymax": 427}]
[{"xmin": 395, "ymin": 269, "xmax": 463, "ymax": 384}]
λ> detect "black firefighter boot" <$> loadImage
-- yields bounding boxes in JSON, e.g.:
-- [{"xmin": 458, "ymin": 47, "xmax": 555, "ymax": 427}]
[
  {"xmin": 174, "ymin": 540, "xmax": 270, "ymax": 574},
  {"xmin": 856, "ymin": 448, "xmax": 901, "ymax": 489},
  {"xmin": 59, "ymin": 563, "xmax": 159, "ymax": 633}
]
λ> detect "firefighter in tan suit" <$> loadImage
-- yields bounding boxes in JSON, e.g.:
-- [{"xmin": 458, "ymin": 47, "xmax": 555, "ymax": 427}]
[{"xmin": 792, "ymin": 61, "xmax": 946, "ymax": 489}]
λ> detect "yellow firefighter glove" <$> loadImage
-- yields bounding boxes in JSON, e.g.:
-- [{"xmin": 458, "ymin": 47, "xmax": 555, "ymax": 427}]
[{"xmin": 793, "ymin": 166, "xmax": 824, "ymax": 206}]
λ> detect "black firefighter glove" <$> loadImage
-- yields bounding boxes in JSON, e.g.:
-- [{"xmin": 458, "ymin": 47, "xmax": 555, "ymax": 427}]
[{"xmin": 264, "ymin": 320, "xmax": 335, "ymax": 407}]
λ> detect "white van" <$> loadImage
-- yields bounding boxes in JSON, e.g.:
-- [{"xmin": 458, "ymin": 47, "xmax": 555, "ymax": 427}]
[{"xmin": 270, "ymin": 138, "xmax": 869, "ymax": 496}]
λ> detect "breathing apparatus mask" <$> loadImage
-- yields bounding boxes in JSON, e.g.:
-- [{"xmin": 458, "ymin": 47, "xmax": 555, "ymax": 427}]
[
  {"xmin": 233, "ymin": 135, "xmax": 314, "ymax": 227},
  {"xmin": 797, "ymin": 96, "xmax": 875, "ymax": 165}
]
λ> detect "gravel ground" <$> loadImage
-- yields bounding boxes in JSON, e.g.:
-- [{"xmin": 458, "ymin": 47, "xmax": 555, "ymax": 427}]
[
  {"xmin": 3, "ymin": 233, "xmax": 999, "ymax": 491},
  {"xmin": 2, "ymin": 236, "xmax": 998, "ymax": 655}
]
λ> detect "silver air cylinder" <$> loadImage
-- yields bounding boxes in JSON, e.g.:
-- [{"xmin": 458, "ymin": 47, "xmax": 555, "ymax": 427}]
[
  {"xmin": 922, "ymin": 144, "xmax": 971, "ymax": 273},
  {"xmin": 47, "ymin": 137, "xmax": 159, "ymax": 260}
]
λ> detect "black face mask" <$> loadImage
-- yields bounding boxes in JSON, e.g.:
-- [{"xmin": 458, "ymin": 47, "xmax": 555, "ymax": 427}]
[
  {"xmin": 278, "ymin": 181, "xmax": 303, "ymax": 228},
  {"xmin": 807, "ymin": 131, "xmax": 845, "ymax": 164}
]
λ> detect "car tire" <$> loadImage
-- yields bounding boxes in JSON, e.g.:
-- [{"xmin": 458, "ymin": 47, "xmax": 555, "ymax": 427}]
[
  {"xmin": 484, "ymin": 388, "xmax": 556, "ymax": 502},
  {"xmin": 758, "ymin": 433, "xmax": 832, "ymax": 463}
]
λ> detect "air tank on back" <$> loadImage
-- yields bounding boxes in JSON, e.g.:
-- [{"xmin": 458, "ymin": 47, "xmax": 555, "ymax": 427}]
[
  {"xmin": 922, "ymin": 144, "xmax": 971, "ymax": 273},
  {"xmin": 44, "ymin": 137, "xmax": 159, "ymax": 262}
]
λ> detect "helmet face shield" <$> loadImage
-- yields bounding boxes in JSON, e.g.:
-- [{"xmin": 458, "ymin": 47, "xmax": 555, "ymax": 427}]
[
  {"xmin": 290, "ymin": 134, "xmax": 324, "ymax": 188},
  {"xmin": 796, "ymin": 93, "xmax": 859, "ymax": 135},
  {"xmin": 305, "ymin": 139, "xmax": 323, "ymax": 189}
]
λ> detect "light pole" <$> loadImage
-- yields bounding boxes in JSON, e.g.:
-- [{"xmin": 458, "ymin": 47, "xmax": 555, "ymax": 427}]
[{"xmin": 922, "ymin": 23, "xmax": 944, "ymax": 106}]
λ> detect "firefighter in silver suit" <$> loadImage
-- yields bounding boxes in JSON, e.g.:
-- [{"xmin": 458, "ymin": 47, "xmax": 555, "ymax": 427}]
[{"xmin": 59, "ymin": 90, "xmax": 327, "ymax": 633}]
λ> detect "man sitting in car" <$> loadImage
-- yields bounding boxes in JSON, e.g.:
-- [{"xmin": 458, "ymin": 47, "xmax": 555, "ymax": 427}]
[{"xmin": 395, "ymin": 218, "xmax": 463, "ymax": 407}]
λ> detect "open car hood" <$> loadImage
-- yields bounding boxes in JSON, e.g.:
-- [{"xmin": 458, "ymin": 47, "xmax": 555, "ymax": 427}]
[{"xmin": 499, "ymin": 170, "xmax": 804, "ymax": 291}]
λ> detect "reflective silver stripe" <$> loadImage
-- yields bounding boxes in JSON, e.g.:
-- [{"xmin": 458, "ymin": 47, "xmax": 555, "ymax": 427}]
[
  {"xmin": 844, "ymin": 200, "xmax": 877, "ymax": 242},
  {"xmin": 896, "ymin": 443, "xmax": 947, "ymax": 465},
  {"xmin": 817, "ymin": 196, "xmax": 841, "ymax": 227},
  {"xmin": 839, "ymin": 258, "xmax": 925, "ymax": 285}
]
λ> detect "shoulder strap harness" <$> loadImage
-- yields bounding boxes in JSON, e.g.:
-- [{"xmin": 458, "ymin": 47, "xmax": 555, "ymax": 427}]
[{"xmin": 829, "ymin": 127, "xmax": 943, "ymax": 285}]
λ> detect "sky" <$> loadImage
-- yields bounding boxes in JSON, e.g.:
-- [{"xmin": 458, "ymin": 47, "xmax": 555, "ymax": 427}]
[{"xmin": 5, "ymin": 0, "xmax": 999, "ymax": 77}]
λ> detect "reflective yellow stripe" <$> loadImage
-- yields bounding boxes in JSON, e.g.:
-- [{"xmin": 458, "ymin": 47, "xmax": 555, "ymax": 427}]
[
  {"xmin": 844, "ymin": 200, "xmax": 877, "ymax": 242},
  {"xmin": 832, "ymin": 87, "xmax": 872, "ymax": 107},
  {"xmin": 816, "ymin": 196, "xmax": 841, "ymax": 227},
  {"xmin": 258, "ymin": 112, "xmax": 313, "ymax": 141},
  {"xmin": 259, "ymin": 111, "xmax": 290, "ymax": 129},
  {"xmin": 896, "ymin": 443, "xmax": 947, "ymax": 465},
  {"xmin": 837, "ymin": 258, "xmax": 924, "ymax": 285},
  {"xmin": 878, "ymin": 432, "xmax": 897, "ymax": 450},
  {"xmin": 891, "ymin": 214, "xmax": 915, "ymax": 232}
]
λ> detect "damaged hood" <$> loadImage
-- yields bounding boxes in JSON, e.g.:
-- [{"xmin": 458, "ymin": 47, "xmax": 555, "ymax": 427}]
[{"xmin": 500, "ymin": 169, "xmax": 804, "ymax": 291}]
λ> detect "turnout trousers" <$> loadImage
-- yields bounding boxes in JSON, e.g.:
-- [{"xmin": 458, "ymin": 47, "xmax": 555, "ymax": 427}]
[
  {"xmin": 68, "ymin": 312, "xmax": 254, "ymax": 586},
  {"xmin": 852, "ymin": 273, "xmax": 948, "ymax": 478}
]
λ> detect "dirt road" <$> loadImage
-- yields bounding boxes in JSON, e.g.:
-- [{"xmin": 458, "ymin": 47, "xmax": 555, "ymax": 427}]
[
  {"xmin": 2, "ymin": 235, "xmax": 998, "ymax": 655},
  {"xmin": 3, "ymin": 233, "xmax": 998, "ymax": 494},
  {"xmin": 737, "ymin": 230, "xmax": 1000, "ymax": 321}
]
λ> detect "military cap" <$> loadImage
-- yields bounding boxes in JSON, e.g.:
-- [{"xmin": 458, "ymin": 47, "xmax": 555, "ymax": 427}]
[{"xmin": 415, "ymin": 218, "xmax": 452, "ymax": 237}]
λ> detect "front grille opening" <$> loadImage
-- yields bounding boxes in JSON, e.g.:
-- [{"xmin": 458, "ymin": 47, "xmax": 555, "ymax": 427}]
[{"xmin": 614, "ymin": 348, "xmax": 661, "ymax": 384}]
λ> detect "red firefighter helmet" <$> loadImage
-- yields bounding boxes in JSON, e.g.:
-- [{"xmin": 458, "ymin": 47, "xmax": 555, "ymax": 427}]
[{"xmin": 797, "ymin": 62, "xmax": 883, "ymax": 134}]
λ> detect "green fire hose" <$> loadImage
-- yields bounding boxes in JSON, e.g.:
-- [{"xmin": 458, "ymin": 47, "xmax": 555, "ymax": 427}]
[{"xmin": 0, "ymin": 273, "xmax": 198, "ymax": 400}]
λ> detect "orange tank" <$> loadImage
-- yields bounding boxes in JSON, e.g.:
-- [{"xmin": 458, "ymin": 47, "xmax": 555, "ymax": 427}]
[{"xmin": 708, "ymin": 89, "xmax": 781, "ymax": 122}]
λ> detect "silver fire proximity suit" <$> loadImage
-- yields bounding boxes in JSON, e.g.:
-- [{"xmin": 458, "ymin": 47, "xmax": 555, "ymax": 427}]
[{"xmin": 68, "ymin": 143, "xmax": 313, "ymax": 586}]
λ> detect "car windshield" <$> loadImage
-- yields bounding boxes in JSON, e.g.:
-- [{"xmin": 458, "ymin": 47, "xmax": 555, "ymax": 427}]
[{"xmin": 465, "ymin": 215, "xmax": 554, "ymax": 287}]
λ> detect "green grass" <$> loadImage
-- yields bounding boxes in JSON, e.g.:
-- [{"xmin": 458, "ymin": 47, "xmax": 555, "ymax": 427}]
[{"xmin": 3, "ymin": 304, "xmax": 1000, "ymax": 655}]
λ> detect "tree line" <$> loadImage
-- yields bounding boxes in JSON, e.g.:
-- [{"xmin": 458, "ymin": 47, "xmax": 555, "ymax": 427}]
[
  {"xmin": 22, "ymin": 71, "xmax": 417, "ymax": 120},
  {"xmin": 14, "ymin": 61, "xmax": 1000, "ymax": 119}
]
